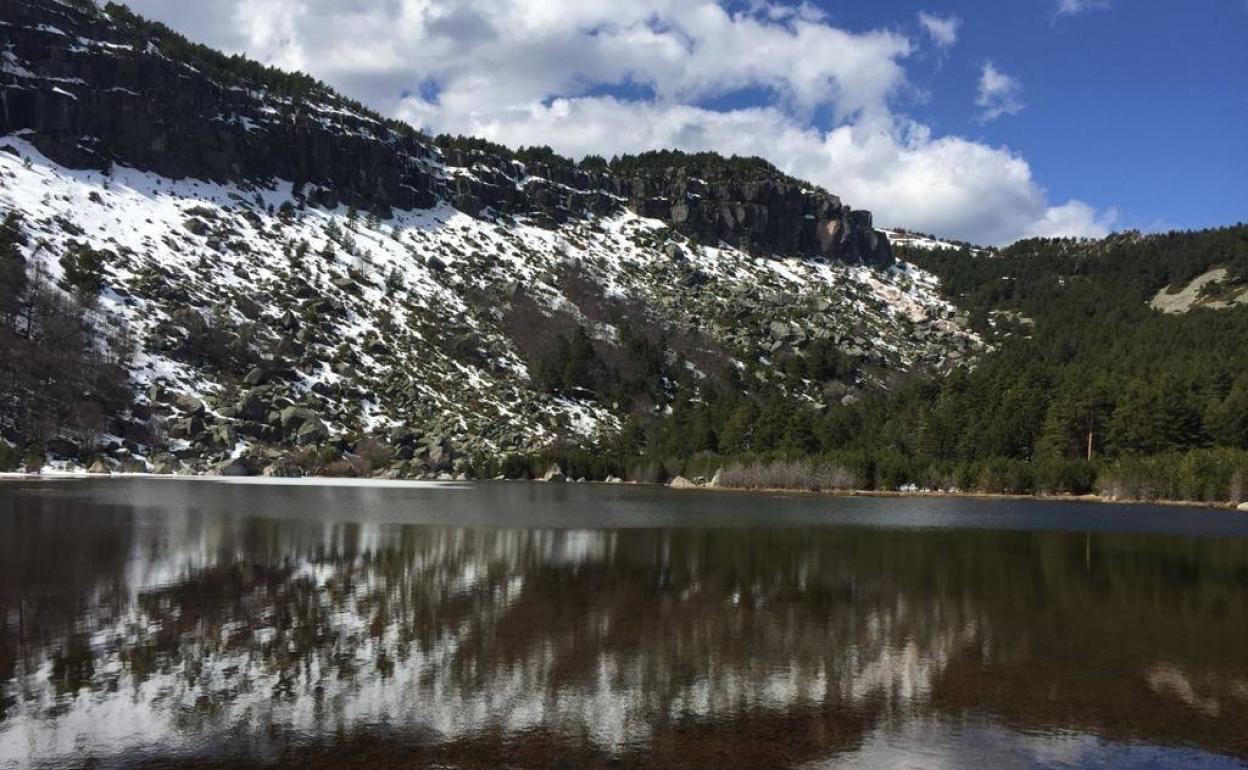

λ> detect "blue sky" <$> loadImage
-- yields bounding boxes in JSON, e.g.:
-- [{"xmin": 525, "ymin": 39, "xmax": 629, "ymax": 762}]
[
  {"xmin": 830, "ymin": 0, "xmax": 1248, "ymax": 234},
  {"xmin": 123, "ymin": 0, "xmax": 1247, "ymax": 244}
]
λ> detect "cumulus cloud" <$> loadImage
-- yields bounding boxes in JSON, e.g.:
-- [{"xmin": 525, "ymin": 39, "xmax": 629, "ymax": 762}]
[
  {"xmin": 1024, "ymin": 200, "xmax": 1119, "ymax": 239},
  {"xmin": 118, "ymin": 0, "xmax": 1112, "ymax": 244},
  {"xmin": 976, "ymin": 61, "xmax": 1025, "ymax": 122},
  {"xmin": 917, "ymin": 11, "xmax": 961, "ymax": 49}
]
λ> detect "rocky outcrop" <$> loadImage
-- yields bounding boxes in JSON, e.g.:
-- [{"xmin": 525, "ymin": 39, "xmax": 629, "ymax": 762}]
[
  {"xmin": 1, "ymin": 0, "xmax": 891, "ymax": 266},
  {"xmin": 618, "ymin": 169, "xmax": 892, "ymax": 267}
]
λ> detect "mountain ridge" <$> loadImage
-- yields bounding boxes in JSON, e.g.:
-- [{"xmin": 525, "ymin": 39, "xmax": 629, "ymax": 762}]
[{"xmin": 3, "ymin": 0, "xmax": 892, "ymax": 267}]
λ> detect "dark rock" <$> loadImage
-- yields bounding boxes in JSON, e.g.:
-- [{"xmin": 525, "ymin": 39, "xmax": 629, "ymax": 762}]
[
  {"xmin": 263, "ymin": 455, "xmax": 303, "ymax": 477},
  {"xmin": 168, "ymin": 415, "xmax": 205, "ymax": 439},
  {"xmin": 147, "ymin": 383, "xmax": 170, "ymax": 404},
  {"xmin": 214, "ymin": 457, "xmax": 256, "ymax": 477},
  {"xmin": 280, "ymin": 406, "xmax": 316, "ymax": 432},
  {"xmin": 236, "ymin": 295, "xmax": 263, "ymax": 320},
  {"xmin": 175, "ymin": 394, "xmax": 206, "ymax": 416},
  {"xmin": 151, "ymin": 453, "xmax": 180, "ymax": 475},
  {"xmin": 389, "ymin": 426, "xmax": 419, "ymax": 446},
  {"xmin": 243, "ymin": 367, "xmax": 268, "ymax": 386},
  {"xmin": 235, "ymin": 391, "xmax": 268, "ymax": 422},
  {"xmin": 296, "ymin": 419, "xmax": 329, "ymax": 446},
  {"xmin": 183, "ymin": 218, "xmax": 210, "ymax": 237},
  {"xmin": 207, "ymin": 424, "xmax": 237, "ymax": 448}
]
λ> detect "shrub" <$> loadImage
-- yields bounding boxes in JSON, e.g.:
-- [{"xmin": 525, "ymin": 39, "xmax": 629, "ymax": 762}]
[
  {"xmin": 975, "ymin": 457, "xmax": 1035, "ymax": 495},
  {"xmin": 351, "ymin": 438, "xmax": 394, "ymax": 474},
  {"xmin": 1036, "ymin": 458, "xmax": 1097, "ymax": 495},
  {"xmin": 716, "ymin": 457, "xmax": 860, "ymax": 492},
  {"xmin": 1095, "ymin": 449, "xmax": 1248, "ymax": 503}
]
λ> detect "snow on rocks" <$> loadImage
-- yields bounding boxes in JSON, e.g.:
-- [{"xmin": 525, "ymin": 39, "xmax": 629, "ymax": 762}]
[{"xmin": 0, "ymin": 137, "xmax": 980, "ymax": 472}]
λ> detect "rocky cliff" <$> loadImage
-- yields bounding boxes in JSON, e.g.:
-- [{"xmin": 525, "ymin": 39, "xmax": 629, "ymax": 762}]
[{"xmin": 1, "ymin": 0, "xmax": 891, "ymax": 267}]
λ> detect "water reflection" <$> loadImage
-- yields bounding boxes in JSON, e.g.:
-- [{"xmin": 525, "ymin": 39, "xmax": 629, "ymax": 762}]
[{"xmin": 1, "ymin": 482, "xmax": 1248, "ymax": 769}]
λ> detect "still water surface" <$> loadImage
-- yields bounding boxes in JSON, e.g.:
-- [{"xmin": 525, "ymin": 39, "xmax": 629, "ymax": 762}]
[{"xmin": 2, "ymin": 479, "xmax": 1248, "ymax": 769}]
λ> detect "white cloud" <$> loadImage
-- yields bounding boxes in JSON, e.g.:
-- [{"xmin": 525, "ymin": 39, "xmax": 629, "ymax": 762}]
[
  {"xmin": 976, "ymin": 61, "xmax": 1024, "ymax": 122},
  {"xmin": 917, "ymin": 11, "xmax": 961, "ymax": 49},
  {"xmin": 118, "ymin": 0, "xmax": 1112, "ymax": 245},
  {"xmin": 1024, "ymin": 200, "xmax": 1118, "ymax": 239},
  {"xmin": 1056, "ymin": 0, "xmax": 1111, "ymax": 15}
]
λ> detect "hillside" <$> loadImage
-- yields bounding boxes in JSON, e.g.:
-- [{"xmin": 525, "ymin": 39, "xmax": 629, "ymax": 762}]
[
  {"xmin": 647, "ymin": 225, "xmax": 1248, "ymax": 501},
  {"xmin": 0, "ymin": 0, "xmax": 975, "ymax": 476}
]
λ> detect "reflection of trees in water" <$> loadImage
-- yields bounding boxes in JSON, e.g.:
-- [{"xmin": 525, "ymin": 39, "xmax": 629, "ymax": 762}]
[
  {"xmin": 1, "ymin": 519, "xmax": 981, "ymax": 763},
  {"xmin": 2, "ymin": 504, "xmax": 1248, "ymax": 766},
  {"xmin": 925, "ymin": 534, "xmax": 1248, "ymax": 758}
]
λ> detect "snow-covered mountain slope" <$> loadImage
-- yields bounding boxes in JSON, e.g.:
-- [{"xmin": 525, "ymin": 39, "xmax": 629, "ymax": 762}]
[
  {"xmin": 0, "ymin": 137, "xmax": 978, "ymax": 474},
  {"xmin": 0, "ymin": 0, "xmax": 984, "ymax": 476}
]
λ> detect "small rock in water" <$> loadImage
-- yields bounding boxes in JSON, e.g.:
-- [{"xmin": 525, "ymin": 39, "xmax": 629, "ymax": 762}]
[
  {"xmin": 1238, "ymin": 502, "xmax": 1248, "ymax": 512},
  {"xmin": 668, "ymin": 476, "xmax": 699, "ymax": 489},
  {"xmin": 541, "ymin": 464, "xmax": 566, "ymax": 483}
]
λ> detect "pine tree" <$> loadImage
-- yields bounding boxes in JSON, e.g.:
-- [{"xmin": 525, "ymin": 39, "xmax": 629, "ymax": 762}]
[{"xmin": 59, "ymin": 242, "xmax": 108, "ymax": 299}]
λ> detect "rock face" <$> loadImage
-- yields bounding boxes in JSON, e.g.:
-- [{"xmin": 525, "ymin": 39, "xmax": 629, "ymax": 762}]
[
  {"xmin": 619, "ymin": 168, "xmax": 892, "ymax": 267},
  {"xmin": 0, "ymin": 1, "xmax": 441, "ymax": 215},
  {"xmin": 0, "ymin": 0, "xmax": 891, "ymax": 267}
]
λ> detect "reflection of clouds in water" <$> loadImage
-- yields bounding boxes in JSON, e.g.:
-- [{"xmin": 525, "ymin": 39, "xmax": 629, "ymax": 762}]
[
  {"xmin": 0, "ymin": 527, "xmax": 982, "ymax": 767},
  {"xmin": 805, "ymin": 719, "xmax": 1248, "ymax": 770}
]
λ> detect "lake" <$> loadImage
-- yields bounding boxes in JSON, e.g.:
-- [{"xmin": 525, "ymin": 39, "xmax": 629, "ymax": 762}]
[{"xmin": 2, "ymin": 479, "xmax": 1248, "ymax": 769}]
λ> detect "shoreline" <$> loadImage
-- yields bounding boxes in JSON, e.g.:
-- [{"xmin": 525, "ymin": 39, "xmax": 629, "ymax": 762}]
[
  {"xmin": 675, "ymin": 483, "xmax": 1248, "ymax": 512},
  {"xmin": 3, "ymin": 470, "xmax": 1246, "ymax": 512}
]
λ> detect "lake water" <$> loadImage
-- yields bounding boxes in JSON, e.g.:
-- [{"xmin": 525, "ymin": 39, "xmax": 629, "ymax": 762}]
[{"xmin": 2, "ymin": 479, "xmax": 1248, "ymax": 769}]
